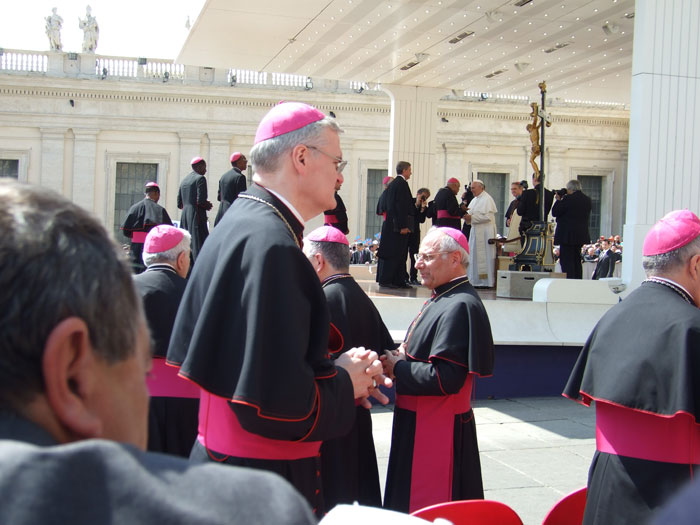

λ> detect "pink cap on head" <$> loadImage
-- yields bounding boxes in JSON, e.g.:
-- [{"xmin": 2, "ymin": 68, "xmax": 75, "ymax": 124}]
[
  {"xmin": 437, "ymin": 227, "xmax": 469, "ymax": 254},
  {"xmin": 643, "ymin": 210, "xmax": 700, "ymax": 256},
  {"xmin": 144, "ymin": 225, "xmax": 184, "ymax": 254},
  {"xmin": 305, "ymin": 225, "xmax": 349, "ymax": 246},
  {"xmin": 254, "ymin": 102, "xmax": 326, "ymax": 145},
  {"xmin": 447, "ymin": 177, "xmax": 459, "ymax": 185},
  {"xmin": 230, "ymin": 152, "xmax": 242, "ymax": 163},
  {"xmin": 191, "ymin": 156, "xmax": 204, "ymax": 166},
  {"xmin": 382, "ymin": 176, "xmax": 392, "ymax": 185},
  {"xmin": 145, "ymin": 181, "xmax": 159, "ymax": 189}
]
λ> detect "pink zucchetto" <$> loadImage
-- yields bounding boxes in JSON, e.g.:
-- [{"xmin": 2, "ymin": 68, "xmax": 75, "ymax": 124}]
[
  {"xmin": 145, "ymin": 181, "xmax": 159, "ymax": 189},
  {"xmin": 447, "ymin": 177, "xmax": 459, "ymax": 185},
  {"xmin": 382, "ymin": 176, "xmax": 392, "ymax": 185},
  {"xmin": 230, "ymin": 152, "xmax": 242, "ymax": 163},
  {"xmin": 144, "ymin": 225, "xmax": 185, "ymax": 254},
  {"xmin": 643, "ymin": 210, "xmax": 700, "ymax": 256},
  {"xmin": 437, "ymin": 227, "xmax": 470, "ymax": 254},
  {"xmin": 254, "ymin": 102, "xmax": 326, "ymax": 145},
  {"xmin": 305, "ymin": 225, "xmax": 349, "ymax": 246},
  {"xmin": 190, "ymin": 156, "xmax": 204, "ymax": 166}
]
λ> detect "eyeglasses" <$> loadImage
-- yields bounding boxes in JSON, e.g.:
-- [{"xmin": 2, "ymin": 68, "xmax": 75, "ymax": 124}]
[
  {"xmin": 306, "ymin": 145, "xmax": 347, "ymax": 174},
  {"xmin": 415, "ymin": 251, "xmax": 451, "ymax": 263}
]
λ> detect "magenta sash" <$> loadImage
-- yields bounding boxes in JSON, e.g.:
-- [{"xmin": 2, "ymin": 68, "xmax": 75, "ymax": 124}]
[
  {"xmin": 147, "ymin": 358, "xmax": 200, "ymax": 398},
  {"xmin": 396, "ymin": 375, "xmax": 474, "ymax": 512},
  {"xmin": 596, "ymin": 401, "xmax": 700, "ymax": 464},
  {"xmin": 197, "ymin": 390, "xmax": 321, "ymax": 460},
  {"xmin": 437, "ymin": 210, "xmax": 460, "ymax": 220},
  {"xmin": 131, "ymin": 231, "xmax": 147, "ymax": 243},
  {"xmin": 324, "ymin": 214, "xmax": 339, "ymax": 224}
]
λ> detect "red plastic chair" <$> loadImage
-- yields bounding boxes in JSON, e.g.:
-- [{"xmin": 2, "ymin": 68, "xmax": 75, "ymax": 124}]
[
  {"xmin": 411, "ymin": 499, "xmax": 524, "ymax": 524},
  {"xmin": 542, "ymin": 487, "xmax": 587, "ymax": 525}
]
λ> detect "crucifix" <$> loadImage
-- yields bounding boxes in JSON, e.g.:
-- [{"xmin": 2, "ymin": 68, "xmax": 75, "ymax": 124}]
[{"xmin": 528, "ymin": 81, "xmax": 553, "ymax": 222}]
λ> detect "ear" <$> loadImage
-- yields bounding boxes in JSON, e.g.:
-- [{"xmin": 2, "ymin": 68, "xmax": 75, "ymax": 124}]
[
  {"xmin": 311, "ymin": 252, "xmax": 325, "ymax": 274},
  {"xmin": 688, "ymin": 253, "xmax": 700, "ymax": 281},
  {"xmin": 42, "ymin": 317, "xmax": 103, "ymax": 441},
  {"xmin": 291, "ymin": 143, "xmax": 310, "ymax": 174},
  {"xmin": 175, "ymin": 249, "xmax": 190, "ymax": 278}
]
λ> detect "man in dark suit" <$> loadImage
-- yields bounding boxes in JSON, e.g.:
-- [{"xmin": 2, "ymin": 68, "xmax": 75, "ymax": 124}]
[
  {"xmin": 592, "ymin": 238, "xmax": 619, "ymax": 279},
  {"xmin": 408, "ymin": 187, "xmax": 430, "ymax": 284},
  {"xmin": 517, "ymin": 173, "xmax": 554, "ymax": 235},
  {"xmin": 505, "ymin": 181, "xmax": 524, "ymax": 228},
  {"xmin": 214, "ymin": 152, "xmax": 247, "ymax": 226},
  {"xmin": 0, "ymin": 180, "xmax": 315, "ymax": 525},
  {"xmin": 552, "ymin": 179, "xmax": 592, "ymax": 279},
  {"xmin": 377, "ymin": 161, "xmax": 413, "ymax": 288}
]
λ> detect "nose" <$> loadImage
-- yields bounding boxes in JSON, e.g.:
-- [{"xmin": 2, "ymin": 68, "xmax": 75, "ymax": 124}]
[{"xmin": 415, "ymin": 258, "xmax": 425, "ymax": 269}]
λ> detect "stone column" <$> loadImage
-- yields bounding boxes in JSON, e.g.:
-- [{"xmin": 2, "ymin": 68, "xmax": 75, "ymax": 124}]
[
  {"xmin": 40, "ymin": 127, "xmax": 67, "ymax": 195},
  {"xmin": 622, "ymin": 0, "xmax": 700, "ymax": 289},
  {"xmin": 72, "ymin": 128, "xmax": 99, "ymax": 212},
  {"xmin": 208, "ymin": 133, "xmax": 233, "ymax": 223},
  {"xmin": 381, "ymin": 85, "xmax": 449, "ymax": 194}
]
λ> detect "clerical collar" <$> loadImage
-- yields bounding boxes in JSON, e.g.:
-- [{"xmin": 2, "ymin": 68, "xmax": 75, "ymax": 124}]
[
  {"xmin": 321, "ymin": 273, "xmax": 352, "ymax": 287},
  {"xmin": 644, "ymin": 276, "xmax": 696, "ymax": 306},
  {"xmin": 145, "ymin": 263, "xmax": 177, "ymax": 275},
  {"xmin": 432, "ymin": 275, "xmax": 469, "ymax": 297},
  {"xmin": 397, "ymin": 174, "xmax": 406, "ymax": 180},
  {"xmin": 260, "ymin": 186, "xmax": 305, "ymax": 227}
]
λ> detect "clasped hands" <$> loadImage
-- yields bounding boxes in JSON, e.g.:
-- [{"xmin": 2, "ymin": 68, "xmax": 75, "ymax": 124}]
[
  {"xmin": 335, "ymin": 348, "xmax": 393, "ymax": 409},
  {"xmin": 380, "ymin": 343, "xmax": 407, "ymax": 380}
]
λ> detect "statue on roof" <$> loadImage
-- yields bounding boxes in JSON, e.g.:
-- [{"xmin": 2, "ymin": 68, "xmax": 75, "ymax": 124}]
[
  {"xmin": 79, "ymin": 5, "xmax": 99, "ymax": 53},
  {"xmin": 45, "ymin": 8, "xmax": 63, "ymax": 52}
]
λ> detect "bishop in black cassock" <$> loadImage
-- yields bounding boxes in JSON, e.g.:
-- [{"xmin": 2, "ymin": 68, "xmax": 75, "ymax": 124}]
[
  {"xmin": 382, "ymin": 227, "xmax": 494, "ymax": 513},
  {"xmin": 564, "ymin": 210, "xmax": 700, "ymax": 525},
  {"xmin": 304, "ymin": 225, "xmax": 396, "ymax": 509}
]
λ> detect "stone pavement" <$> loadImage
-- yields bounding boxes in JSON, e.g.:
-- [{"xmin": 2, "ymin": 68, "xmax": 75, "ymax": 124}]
[{"xmin": 371, "ymin": 396, "xmax": 596, "ymax": 525}]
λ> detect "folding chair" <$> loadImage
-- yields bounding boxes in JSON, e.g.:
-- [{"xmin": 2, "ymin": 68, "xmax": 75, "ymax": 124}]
[
  {"xmin": 411, "ymin": 499, "xmax": 524, "ymax": 524},
  {"xmin": 542, "ymin": 487, "xmax": 587, "ymax": 525}
]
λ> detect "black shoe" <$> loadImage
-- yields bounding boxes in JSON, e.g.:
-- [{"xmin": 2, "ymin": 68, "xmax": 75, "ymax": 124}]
[
  {"xmin": 379, "ymin": 283, "xmax": 398, "ymax": 289},
  {"xmin": 397, "ymin": 283, "xmax": 412, "ymax": 289},
  {"xmin": 409, "ymin": 279, "xmax": 421, "ymax": 286}
]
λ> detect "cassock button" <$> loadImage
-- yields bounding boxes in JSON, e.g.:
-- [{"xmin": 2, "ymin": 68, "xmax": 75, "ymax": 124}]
[
  {"xmin": 316, "ymin": 470, "xmax": 321, "ymax": 477},
  {"xmin": 315, "ymin": 489, "xmax": 320, "ymax": 495}
]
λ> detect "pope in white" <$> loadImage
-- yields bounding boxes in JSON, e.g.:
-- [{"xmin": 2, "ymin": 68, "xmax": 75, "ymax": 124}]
[{"xmin": 464, "ymin": 180, "xmax": 497, "ymax": 287}]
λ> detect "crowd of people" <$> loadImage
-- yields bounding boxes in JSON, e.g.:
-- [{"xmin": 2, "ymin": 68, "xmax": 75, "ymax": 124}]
[{"xmin": 2, "ymin": 100, "xmax": 700, "ymax": 525}]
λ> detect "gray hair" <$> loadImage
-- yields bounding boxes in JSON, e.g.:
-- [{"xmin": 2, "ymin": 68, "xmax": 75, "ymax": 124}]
[
  {"xmin": 566, "ymin": 179, "xmax": 582, "ymax": 192},
  {"xmin": 142, "ymin": 230, "xmax": 191, "ymax": 267},
  {"xmin": 0, "ymin": 180, "xmax": 141, "ymax": 409},
  {"xmin": 423, "ymin": 227, "xmax": 470, "ymax": 268},
  {"xmin": 249, "ymin": 116, "xmax": 342, "ymax": 173},
  {"xmin": 642, "ymin": 235, "xmax": 700, "ymax": 276},
  {"xmin": 305, "ymin": 240, "xmax": 350, "ymax": 272}
]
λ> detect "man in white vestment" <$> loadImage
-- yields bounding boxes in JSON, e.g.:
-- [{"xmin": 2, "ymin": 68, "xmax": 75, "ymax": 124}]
[{"xmin": 465, "ymin": 180, "xmax": 497, "ymax": 288}]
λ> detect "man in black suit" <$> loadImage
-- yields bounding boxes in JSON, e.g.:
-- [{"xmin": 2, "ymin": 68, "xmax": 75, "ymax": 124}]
[
  {"xmin": 408, "ymin": 187, "xmax": 430, "ymax": 284},
  {"xmin": 214, "ymin": 152, "xmax": 247, "ymax": 226},
  {"xmin": 517, "ymin": 173, "xmax": 554, "ymax": 235},
  {"xmin": 552, "ymin": 179, "xmax": 592, "ymax": 279},
  {"xmin": 592, "ymin": 238, "xmax": 619, "ymax": 279},
  {"xmin": 377, "ymin": 161, "xmax": 414, "ymax": 288}
]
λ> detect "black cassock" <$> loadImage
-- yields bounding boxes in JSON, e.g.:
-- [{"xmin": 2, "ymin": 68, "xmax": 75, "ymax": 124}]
[
  {"xmin": 214, "ymin": 166, "xmax": 247, "ymax": 226},
  {"xmin": 167, "ymin": 184, "xmax": 356, "ymax": 516},
  {"xmin": 177, "ymin": 171, "xmax": 209, "ymax": 262},
  {"xmin": 323, "ymin": 192, "xmax": 349, "ymax": 234},
  {"xmin": 377, "ymin": 176, "xmax": 413, "ymax": 287},
  {"xmin": 133, "ymin": 265, "xmax": 198, "ymax": 459},
  {"xmin": 320, "ymin": 274, "xmax": 396, "ymax": 509},
  {"xmin": 564, "ymin": 280, "xmax": 700, "ymax": 525},
  {"xmin": 384, "ymin": 277, "xmax": 494, "ymax": 513},
  {"xmin": 433, "ymin": 186, "xmax": 465, "ymax": 231},
  {"xmin": 121, "ymin": 198, "xmax": 172, "ymax": 273}
]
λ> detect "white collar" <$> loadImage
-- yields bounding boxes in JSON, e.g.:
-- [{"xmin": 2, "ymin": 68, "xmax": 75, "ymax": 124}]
[{"xmin": 264, "ymin": 187, "xmax": 305, "ymax": 227}]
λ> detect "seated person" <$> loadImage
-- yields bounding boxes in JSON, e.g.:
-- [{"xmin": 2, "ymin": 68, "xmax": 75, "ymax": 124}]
[{"xmin": 0, "ymin": 180, "xmax": 315, "ymax": 525}]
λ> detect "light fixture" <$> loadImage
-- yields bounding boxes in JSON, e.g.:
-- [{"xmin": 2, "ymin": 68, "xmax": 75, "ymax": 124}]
[
  {"xmin": 485, "ymin": 10, "xmax": 503, "ymax": 23},
  {"xmin": 329, "ymin": 111, "xmax": 337, "ymax": 118},
  {"xmin": 514, "ymin": 62, "xmax": 529, "ymax": 72},
  {"xmin": 305, "ymin": 77, "xmax": 313, "ymax": 90},
  {"xmin": 544, "ymin": 42, "xmax": 571, "ymax": 53},
  {"xmin": 229, "ymin": 73, "xmax": 237, "ymax": 87},
  {"xmin": 137, "ymin": 57, "xmax": 147, "ymax": 65},
  {"xmin": 601, "ymin": 22, "xmax": 619, "ymax": 35},
  {"xmin": 163, "ymin": 71, "xmax": 170, "ymax": 83},
  {"xmin": 514, "ymin": 0, "xmax": 532, "ymax": 6},
  {"xmin": 448, "ymin": 31, "xmax": 474, "ymax": 44},
  {"xmin": 69, "ymin": 99, "xmax": 75, "ymax": 107},
  {"xmin": 440, "ymin": 117, "xmax": 449, "ymax": 123},
  {"xmin": 100, "ymin": 67, "xmax": 107, "ymax": 79},
  {"xmin": 479, "ymin": 93, "xmax": 489, "ymax": 101}
]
